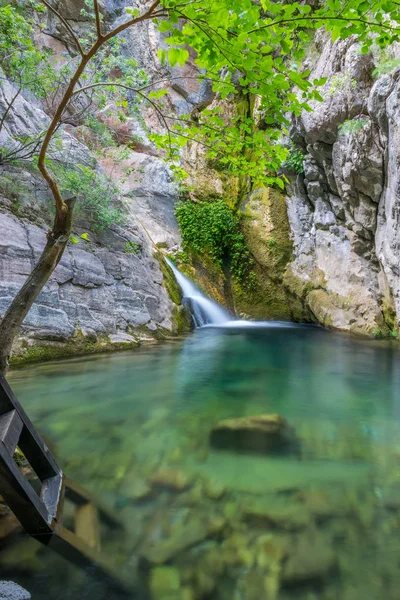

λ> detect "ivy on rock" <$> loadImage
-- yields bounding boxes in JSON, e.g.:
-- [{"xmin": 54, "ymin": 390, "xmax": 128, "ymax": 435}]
[{"xmin": 176, "ymin": 199, "xmax": 254, "ymax": 286}]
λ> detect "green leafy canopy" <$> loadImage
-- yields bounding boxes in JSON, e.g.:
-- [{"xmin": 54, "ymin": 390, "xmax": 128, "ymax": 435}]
[
  {"xmin": 149, "ymin": 0, "xmax": 400, "ymax": 184},
  {"xmin": 4, "ymin": 0, "xmax": 400, "ymax": 192}
]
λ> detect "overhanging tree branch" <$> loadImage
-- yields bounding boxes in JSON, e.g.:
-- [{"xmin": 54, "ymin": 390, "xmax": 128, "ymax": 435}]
[
  {"xmin": 93, "ymin": 0, "xmax": 103, "ymax": 39},
  {"xmin": 247, "ymin": 15, "xmax": 400, "ymax": 35}
]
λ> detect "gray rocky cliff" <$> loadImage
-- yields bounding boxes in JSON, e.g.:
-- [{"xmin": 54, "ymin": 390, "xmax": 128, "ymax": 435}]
[{"xmin": 284, "ymin": 31, "xmax": 400, "ymax": 336}]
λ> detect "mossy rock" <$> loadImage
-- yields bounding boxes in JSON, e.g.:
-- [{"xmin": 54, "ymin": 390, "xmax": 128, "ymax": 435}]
[
  {"xmin": 150, "ymin": 566, "xmax": 181, "ymax": 599},
  {"xmin": 155, "ymin": 251, "xmax": 182, "ymax": 306},
  {"xmin": 11, "ymin": 329, "xmax": 146, "ymax": 366},
  {"xmin": 177, "ymin": 252, "xmax": 228, "ymax": 310},
  {"xmin": 234, "ymin": 187, "xmax": 308, "ymax": 321},
  {"xmin": 171, "ymin": 304, "xmax": 192, "ymax": 333}
]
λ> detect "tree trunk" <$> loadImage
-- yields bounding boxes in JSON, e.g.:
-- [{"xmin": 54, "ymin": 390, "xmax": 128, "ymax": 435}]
[{"xmin": 0, "ymin": 198, "xmax": 75, "ymax": 374}]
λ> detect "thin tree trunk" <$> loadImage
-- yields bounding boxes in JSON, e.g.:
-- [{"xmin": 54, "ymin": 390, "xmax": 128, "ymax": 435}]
[{"xmin": 0, "ymin": 198, "xmax": 75, "ymax": 374}]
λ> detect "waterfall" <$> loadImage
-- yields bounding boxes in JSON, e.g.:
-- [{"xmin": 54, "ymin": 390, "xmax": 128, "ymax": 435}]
[{"xmin": 165, "ymin": 258, "xmax": 231, "ymax": 327}]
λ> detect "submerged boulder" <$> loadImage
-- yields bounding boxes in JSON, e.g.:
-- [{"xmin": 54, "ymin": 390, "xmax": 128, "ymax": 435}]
[
  {"xmin": 281, "ymin": 531, "xmax": 338, "ymax": 585},
  {"xmin": 149, "ymin": 467, "xmax": 192, "ymax": 492},
  {"xmin": 210, "ymin": 414, "xmax": 299, "ymax": 454}
]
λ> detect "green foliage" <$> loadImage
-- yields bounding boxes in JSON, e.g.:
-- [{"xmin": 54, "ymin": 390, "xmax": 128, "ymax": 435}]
[
  {"xmin": 373, "ymin": 328, "xmax": 399, "ymax": 339},
  {"xmin": 148, "ymin": 0, "xmax": 400, "ymax": 184},
  {"xmin": 176, "ymin": 199, "xmax": 254, "ymax": 285},
  {"xmin": 328, "ymin": 72, "xmax": 357, "ymax": 97},
  {"xmin": 5, "ymin": 0, "xmax": 400, "ymax": 192},
  {"xmin": 48, "ymin": 162, "xmax": 126, "ymax": 230},
  {"xmin": 123, "ymin": 240, "xmax": 141, "ymax": 254},
  {"xmin": 338, "ymin": 118, "xmax": 367, "ymax": 135},
  {"xmin": 85, "ymin": 115, "xmax": 117, "ymax": 150},
  {"xmin": 0, "ymin": 5, "xmax": 56, "ymax": 163},
  {"xmin": 283, "ymin": 145, "xmax": 305, "ymax": 173},
  {"xmin": 69, "ymin": 232, "xmax": 90, "ymax": 245},
  {"xmin": 372, "ymin": 49, "xmax": 400, "ymax": 77},
  {"xmin": 0, "ymin": 5, "xmax": 54, "ymax": 96},
  {"xmin": 0, "ymin": 174, "xmax": 27, "ymax": 199}
]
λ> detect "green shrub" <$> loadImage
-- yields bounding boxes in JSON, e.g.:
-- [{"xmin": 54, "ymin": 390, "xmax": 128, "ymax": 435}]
[
  {"xmin": 48, "ymin": 162, "xmax": 126, "ymax": 230},
  {"xmin": 373, "ymin": 57, "xmax": 400, "ymax": 78},
  {"xmin": 85, "ymin": 115, "xmax": 116, "ymax": 150},
  {"xmin": 372, "ymin": 48, "xmax": 400, "ymax": 78},
  {"xmin": 338, "ymin": 119, "xmax": 367, "ymax": 136},
  {"xmin": 123, "ymin": 240, "xmax": 141, "ymax": 254},
  {"xmin": 328, "ymin": 71, "xmax": 357, "ymax": 97},
  {"xmin": 283, "ymin": 145, "xmax": 305, "ymax": 174},
  {"xmin": 175, "ymin": 199, "xmax": 254, "ymax": 285}
]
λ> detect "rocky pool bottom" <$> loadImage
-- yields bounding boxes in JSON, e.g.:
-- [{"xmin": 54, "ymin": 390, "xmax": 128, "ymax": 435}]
[{"xmin": 1, "ymin": 323, "xmax": 400, "ymax": 600}]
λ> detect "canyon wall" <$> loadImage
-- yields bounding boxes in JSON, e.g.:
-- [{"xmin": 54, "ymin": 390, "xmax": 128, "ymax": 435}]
[{"xmin": 283, "ymin": 31, "xmax": 400, "ymax": 336}]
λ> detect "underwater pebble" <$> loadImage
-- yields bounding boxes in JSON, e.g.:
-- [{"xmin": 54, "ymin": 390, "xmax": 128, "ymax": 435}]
[
  {"xmin": 150, "ymin": 566, "xmax": 180, "ymax": 599},
  {"xmin": 282, "ymin": 531, "xmax": 338, "ymax": 584},
  {"xmin": 210, "ymin": 413, "xmax": 299, "ymax": 454},
  {"xmin": 243, "ymin": 500, "xmax": 311, "ymax": 531},
  {"xmin": 149, "ymin": 468, "xmax": 193, "ymax": 492},
  {"xmin": 203, "ymin": 479, "xmax": 226, "ymax": 500}
]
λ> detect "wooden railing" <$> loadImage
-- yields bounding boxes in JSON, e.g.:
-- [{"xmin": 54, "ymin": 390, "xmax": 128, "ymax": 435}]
[{"xmin": 0, "ymin": 373, "xmax": 132, "ymax": 595}]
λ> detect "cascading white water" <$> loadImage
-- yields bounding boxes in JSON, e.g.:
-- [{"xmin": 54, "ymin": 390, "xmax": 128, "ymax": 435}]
[{"xmin": 165, "ymin": 258, "xmax": 231, "ymax": 327}]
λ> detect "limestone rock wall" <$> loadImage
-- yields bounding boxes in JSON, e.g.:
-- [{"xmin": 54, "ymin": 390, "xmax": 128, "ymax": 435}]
[
  {"xmin": 0, "ymin": 0, "xmax": 193, "ymax": 360},
  {"xmin": 285, "ymin": 31, "xmax": 400, "ymax": 335}
]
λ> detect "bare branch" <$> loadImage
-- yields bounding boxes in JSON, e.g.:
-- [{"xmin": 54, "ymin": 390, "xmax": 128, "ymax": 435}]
[
  {"xmin": 71, "ymin": 74, "xmax": 234, "ymax": 98},
  {"xmin": 40, "ymin": 0, "xmax": 85, "ymax": 56},
  {"xmin": 37, "ymin": 0, "xmax": 167, "ymax": 215},
  {"xmin": 94, "ymin": 0, "xmax": 103, "ymax": 39},
  {"xmin": 71, "ymin": 81, "xmax": 216, "ymax": 151},
  {"xmin": 0, "ymin": 86, "xmax": 21, "ymax": 133}
]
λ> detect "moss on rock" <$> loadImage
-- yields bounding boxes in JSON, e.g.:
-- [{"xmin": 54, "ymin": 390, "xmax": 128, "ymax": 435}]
[
  {"xmin": 10, "ymin": 330, "xmax": 143, "ymax": 366},
  {"xmin": 234, "ymin": 187, "xmax": 308, "ymax": 321},
  {"xmin": 155, "ymin": 251, "xmax": 182, "ymax": 306}
]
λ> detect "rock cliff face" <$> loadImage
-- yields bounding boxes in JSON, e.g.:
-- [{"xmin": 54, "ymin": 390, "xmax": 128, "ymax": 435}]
[{"xmin": 284, "ymin": 31, "xmax": 400, "ymax": 335}]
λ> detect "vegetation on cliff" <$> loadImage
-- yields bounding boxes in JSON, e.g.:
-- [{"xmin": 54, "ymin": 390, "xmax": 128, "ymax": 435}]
[{"xmin": 176, "ymin": 199, "xmax": 254, "ymax": 287}]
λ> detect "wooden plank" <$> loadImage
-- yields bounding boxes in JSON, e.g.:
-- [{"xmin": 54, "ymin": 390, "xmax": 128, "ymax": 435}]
[
  {"xmin": 75, "ymin": 503, "xmax": 100, "ymax": 551},
  {"xmin": 36, "ymin": 524, "xmax": 134, "ymax": 595},
  {"xmin": 0, "ymin": 443, "xmax": 53, "ymax": 534},
  {"xmin": 0, "ymin": 410, "xmax": 23, "ymax": 455},
  {"xmin": 41, "ymin": 473, "xmax": 64, "ymax": 522},
  {"xmin": 65, "ymin": 478, "xmax": 122, "ymax": 528},
  {"xmin": 0, "ymin": 374, "xmax": 61, "ymax": 481}
]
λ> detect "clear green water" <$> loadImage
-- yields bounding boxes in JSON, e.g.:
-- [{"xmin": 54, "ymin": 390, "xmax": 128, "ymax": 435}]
[{"xmin": 2, "ymin": 324, "xmax": 400, "ymax": 599}]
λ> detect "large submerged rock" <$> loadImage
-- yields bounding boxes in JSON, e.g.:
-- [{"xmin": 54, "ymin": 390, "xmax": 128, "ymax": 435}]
[{"xmin": 210, "ymin": 414, "xmax": 299, "ymax": 454}]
